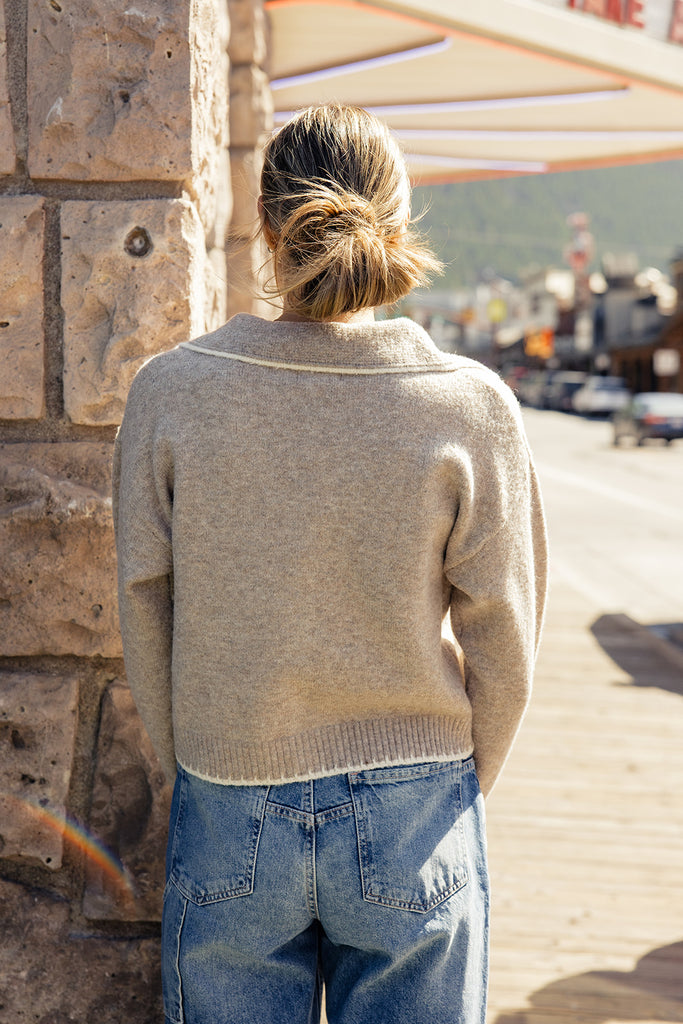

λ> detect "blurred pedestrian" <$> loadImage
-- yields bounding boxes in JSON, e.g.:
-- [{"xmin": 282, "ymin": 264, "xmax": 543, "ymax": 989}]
[{"xmin": 113, "ymin": 103, "xmax": 547, "ymax": 1024}]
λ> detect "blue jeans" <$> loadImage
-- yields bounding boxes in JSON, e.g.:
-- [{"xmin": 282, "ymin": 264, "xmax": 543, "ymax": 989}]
[{"xmin": 162, "ymin": 757, "xmax": 489, "ymax": 1024}]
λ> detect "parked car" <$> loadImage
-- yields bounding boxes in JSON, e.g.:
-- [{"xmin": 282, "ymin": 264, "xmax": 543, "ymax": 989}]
[
  {"xmin": 544, "ymin": 371, "xmax": 587, "ymax": 412},
  {"xmin": 518, "ymin": 370, "xmax": 554, "ymax": 408},
  {"xmin": 612, "ymin": 392, "xmax": 683, "ymax": 446},
  {"xmin": 572, "ymin": 375, "xmax": 630, "ymax": 416}
]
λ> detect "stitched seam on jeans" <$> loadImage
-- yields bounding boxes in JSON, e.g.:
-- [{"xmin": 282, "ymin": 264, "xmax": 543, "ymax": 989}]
[
  {"xmin": 309, "ymin": 820, "xmax": 320, "ymax": 919},
  {"xmin": 250, "ymin": 786, "xmax": 270, "ymax": 899},
  {"xmin": 303, "ymin": 780, "xmax": 320, "ymax": 919},
  {"xmin": 174, "ymin": 894, "xmax": 188, "ymax": 1024},
  {"xmin": 167, "ymin": 772, "xmax": 189, "ymax": 881},
  {"xmin": 349, "ymin": 785, "xmax": 371, "ymax": 904},
  {"xmin": 266, "ymin": 803, "xmax": 312, "ymax": 824},
  {"xmin": 361, "ymin": 878, "xmax": 467, "ymax": 913},
  {"xmin": 266, "ymin": 801, "xmax": 354, "ymax": 824},
  {"xmin": 314, "ymin": 803, "xmax": 354, "ymax": 824},
  {"xmin": 350, "ymin": 759, "xmax": 466, "ymax": 784}
]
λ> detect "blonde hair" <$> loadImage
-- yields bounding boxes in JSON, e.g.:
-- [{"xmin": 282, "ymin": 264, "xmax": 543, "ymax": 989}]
[{"xmin": 260, "ymin": 104, "xmax": 442, "ymax": 320}]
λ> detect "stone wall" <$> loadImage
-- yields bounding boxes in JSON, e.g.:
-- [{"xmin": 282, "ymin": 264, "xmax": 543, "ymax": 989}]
[
  {"xmin": 0, "ymin": 1, "xmax": 271, "ymax": 1019},
  {"xmin": 226, "ymin": 0, "xmax": 274, "ymax": 318}
]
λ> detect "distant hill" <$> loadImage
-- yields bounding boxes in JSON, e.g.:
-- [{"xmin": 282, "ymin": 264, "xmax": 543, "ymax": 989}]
[{"xmin": 413, "ymin": 160, "xmax": 683, "ymax": 289}]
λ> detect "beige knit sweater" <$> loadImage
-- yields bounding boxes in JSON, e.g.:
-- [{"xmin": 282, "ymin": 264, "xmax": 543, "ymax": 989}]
[{"xmin": 113, "ymin": 314, "xmax": 547, "ymax": 797}]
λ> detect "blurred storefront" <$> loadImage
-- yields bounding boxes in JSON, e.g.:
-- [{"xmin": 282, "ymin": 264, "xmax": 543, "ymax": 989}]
[{"xmin": 609, "ymin": 250, "xmax": 683, "ymax": 391}]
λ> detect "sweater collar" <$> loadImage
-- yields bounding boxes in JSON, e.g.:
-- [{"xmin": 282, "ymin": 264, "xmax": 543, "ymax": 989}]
[{"xmin": 179, "ymin": 313, "xmax": 461, "ymax": 375}]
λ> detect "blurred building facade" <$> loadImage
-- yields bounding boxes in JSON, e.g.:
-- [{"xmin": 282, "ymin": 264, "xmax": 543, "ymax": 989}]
[
  {"xmin": 409, "ymin": 245, "xmax": 681, "ymax": 396},
  {"xmin": 607, "ymin": 252, "xmax": 683, "ymax": 393}
]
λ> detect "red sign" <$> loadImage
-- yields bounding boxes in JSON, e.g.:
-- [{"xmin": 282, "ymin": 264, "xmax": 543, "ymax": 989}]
[
  {"xmin": 567, "ymin": 0, "xmax": 645, "ymax": 28},
  {"xmin": 671, "ymin": 0, "xmax": 683, "ymax": 40},
  {"xmin": 562, "ymin": 0, "xmax": 683, "ymax": 40}
]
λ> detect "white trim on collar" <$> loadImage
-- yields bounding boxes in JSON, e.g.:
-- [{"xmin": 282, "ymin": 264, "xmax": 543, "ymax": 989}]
[{"xmin": 180, "ymin": 341, "xmax": 461, "ymax": 376}]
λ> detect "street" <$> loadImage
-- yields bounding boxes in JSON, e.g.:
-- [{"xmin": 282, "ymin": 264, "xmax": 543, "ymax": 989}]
[
  {"xmin": 522, "ymin": 408, "xmax": 683, "ymax": 626},
  {"xmin": 483, "ymin": 405, "xmax": 683, "ymax": 1024}
]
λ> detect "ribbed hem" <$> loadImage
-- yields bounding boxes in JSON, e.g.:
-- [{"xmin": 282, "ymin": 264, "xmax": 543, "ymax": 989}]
[{"xmin": 175, "ymin": 715, "xmax": 474, "ymax": 786}]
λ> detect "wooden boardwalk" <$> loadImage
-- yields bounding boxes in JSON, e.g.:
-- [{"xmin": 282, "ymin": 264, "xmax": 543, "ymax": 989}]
[{"xmin": 485, "ymin": 576, "xmax": 683, "ymax": 1024}]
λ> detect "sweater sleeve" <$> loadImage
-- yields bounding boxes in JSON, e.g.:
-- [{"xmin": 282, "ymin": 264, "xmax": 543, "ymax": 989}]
[
  {"xmin": 444, "ymin": 376, "xmax": 548, "ymax": 798},
  {"xmin": 112, "ymin": 367, "xmax": 176, "ymax": 782}
]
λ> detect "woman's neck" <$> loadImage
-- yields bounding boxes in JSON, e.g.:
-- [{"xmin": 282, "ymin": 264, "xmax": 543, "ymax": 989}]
[{"xmin": 276, "ymin": 306, "xmax": 376, "ymax": 326}]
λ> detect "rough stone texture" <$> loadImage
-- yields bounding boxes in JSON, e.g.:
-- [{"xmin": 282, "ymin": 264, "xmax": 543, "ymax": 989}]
[
  {"xmin": 223, "ymin": 0, "xmax": 272, "ymax": 318},
  {"xmin": 0, "ymin": 878, "xmax": 162, "ymax": 1023},
  {"xmin": 190, "ymin": 0, "xmax": 231, "ymax": 247},
  {"xmin": 209, "ymin": 142, "xmax": 233, "ymax": 256},
  {"xmin": 229, "ymin": 65, "xmax": 273, "ymax": 149},
  {"xmin": 84, "ymin": 678, "xmax": 171, "ymax": 922},
  {"xmin": 226, "ymin": 140, "xmax": 270, "ymax": 321},
  {"xmin": 27, "ymin": 0, "xmax": 191, "ymax": 182},
  {"xmin": 27, "ymin": 0, "xmax": 229, "ymax": 238},
  {"xmin": 0, "ymin": 442, "xmax": 121, "ymax": 658},
  {"xmin": 230, "ymin": 146, "xmax": 261, "ymax": 238},
  {"xmin": 0, "ymin": 672, "xmax": 78, "ymax": 870},
  {"xmin": 61, "ymin": 199, "xmax": 205, "ymax": 425},
  {"xmin": 227, "ymin": 125, "xmax": 270, "ymax": 321},
  {"xmin": 0, "ymin": 198, "xmax": 45, "ymax": 420},
  {"xmin": 0, "ymin": 1, "xmax": 15, "ymax": 175},
  {"xmin": 226, "ymin": 232, "xmax": 274, "ymax": 319},
  {"xmin": 205, "ymin": 245, "xmax": 228, "ymax": 333},
  {"xmin": 228, "ymin": 0, "xmax": 269, "ymax": 66}
]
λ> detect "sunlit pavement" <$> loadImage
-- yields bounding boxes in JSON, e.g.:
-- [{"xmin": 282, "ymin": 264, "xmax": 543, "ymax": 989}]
[
  {"xmin": 485, "ymin": 408, "xmax": 683, "ymax": 1024},
  {"xmin": 522, "ymin": 408, "xmax": 683, "ymax": 626}
]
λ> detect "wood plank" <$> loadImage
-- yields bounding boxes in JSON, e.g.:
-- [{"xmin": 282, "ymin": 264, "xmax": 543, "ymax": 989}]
[{"xmin": 485, "ymin": 576, "xmax": 683, "ymax": 1024}]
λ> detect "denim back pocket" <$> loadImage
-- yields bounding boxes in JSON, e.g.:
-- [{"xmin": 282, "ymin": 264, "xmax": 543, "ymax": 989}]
[
  {"xmin": 167, "ymin": 768, "xmax": 269, "ymax": 905},
  {"xmin": 349, "ymin": 760, "xmax": 468, "ymax": 914}
]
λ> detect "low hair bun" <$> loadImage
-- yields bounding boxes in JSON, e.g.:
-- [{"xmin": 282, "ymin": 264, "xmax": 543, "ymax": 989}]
[
  {"xmin": 332, "ymin": 194, "xmax": 378, "ymax": 233},
  {"xmin": 260, "ymin": 104, "xmax": 442, "ymax": 320},
  {"xmin": 286, "ymin": 188, "xmax": 379, "ymax": 243}
]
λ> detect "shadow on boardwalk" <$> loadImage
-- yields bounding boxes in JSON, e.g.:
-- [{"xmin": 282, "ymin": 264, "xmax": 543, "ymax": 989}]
[
  {"xmin": 493, "ymin": 941, "xmax": 683, "ymax": 1024},
  {"xmin": 591, "ymin": 614, "xmax": 683, "ymax": 697}
]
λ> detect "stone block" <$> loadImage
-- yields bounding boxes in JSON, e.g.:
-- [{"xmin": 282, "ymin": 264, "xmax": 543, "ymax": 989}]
[
  {"xmin": 27, "ymin": 0, "xmax": 192, "ymax": 182},
  {"xmin": 0, "ymin": 1, "xmax": 16, "ymax": 175},
  {"xmin": 84, "ymin": 679, "xmax": 171, "ymax": 921},
  {"xmin": 205, "ymin": 246, "xmax": 228, "ymax": 333},
  {"xmin": 27, "ymin": 0, "xmax": 228, "ymax": 238},
  {"xmin": 228, "ymin": 0, "xmax": 269, "ymax": 66},
  {"xmin": 190, "ymin": 0, "xmax": 231, "ymax": 247},
  {"xmin": 229, "ymin": 146, "xmax": 262, "ymax": 237},
  {"xmin": 226, "ymin": 233, "xmax": 274, "ymax": 319},
  {"xmin": 0, "ymin": 442, "xmax": 121, "ymax": 657},
  {"xmin": 208, "ymin": 141, "xmax": 233, "ymax": 254},
  {"xmin": 226, "ymin": 234, "xmax": 257, "ymax": 317},
  {"xmin": 0, "ymin": 198, "xmax": 45, "ymax": 420},
  {"xmin": 61, "ymin": 199, "xmax": 205, "ymax": 425},
  {"xmin": 229, "ymin": 65, "xmax": 273, "ymax": 148},
  {"xmin": 0, "ymin": 671, "xmax": 78, "ymax": 869},
  {"xmin": 0, "ymin": 878, "xmax": 162, "ymax": 1023}
]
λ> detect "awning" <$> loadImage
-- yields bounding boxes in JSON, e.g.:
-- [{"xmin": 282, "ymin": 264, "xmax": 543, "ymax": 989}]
[{"xmin": 265, "ymin": 0, "xmax": 683, "ymax": 183}]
